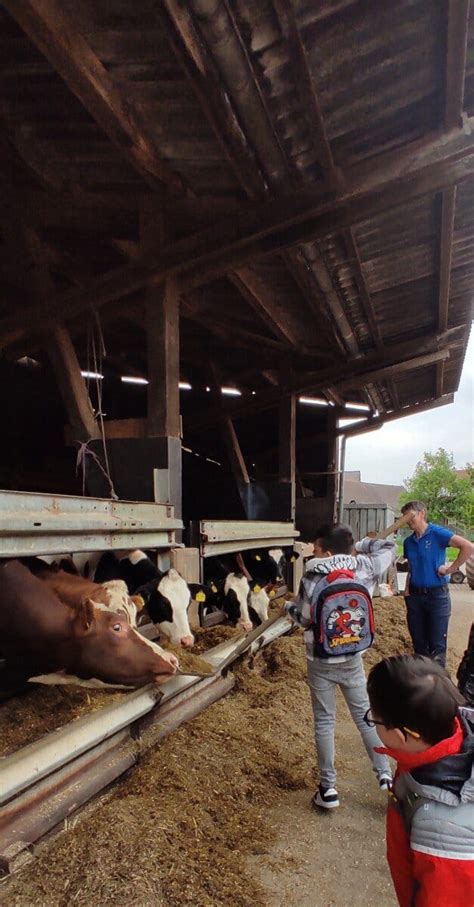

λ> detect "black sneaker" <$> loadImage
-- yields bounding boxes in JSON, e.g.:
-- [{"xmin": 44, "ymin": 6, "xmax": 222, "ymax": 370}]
[
  {"xmin": 312, "ymin": 784, "xmax": 340, "ymax": 810},
  {"xmin": 379, "ymin": 774, "xmax": 392, "ymax": 791}
]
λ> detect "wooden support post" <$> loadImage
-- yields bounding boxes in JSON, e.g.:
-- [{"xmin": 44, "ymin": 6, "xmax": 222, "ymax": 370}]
[
  {"xmin": 326, "ymin": 408, "xmax": 338, "ymax": 524},
  {"xmin": 278, "ymin": 392, "xmax": 296, "ymax": 521},
  {"xmin": 47, "ymin": 324, "xmax": 99, "ymax": 442},
  {"xmin": 208, "ymin": 363, "xmax": 250, "ymax": 486},
  {"xmin": 146, "ymin": 278, "xmax": 181, "ymax": 439}
]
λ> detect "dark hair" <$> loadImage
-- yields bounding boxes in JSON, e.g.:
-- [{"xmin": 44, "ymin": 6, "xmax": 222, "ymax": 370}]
[
  {"xmin": 367, "ymin": 655, "xmax": 464, "ymax": 745},
  {"xmin": 401, "ymin": 501, "xmax": 427, "ymax": 515},
  {"xmin": 325, "ymin": 524, "xmax": 354, "ymax": 555},
  {"xmin": 313, "ymin": 524, "xmax": 331, "ymax": 547}
]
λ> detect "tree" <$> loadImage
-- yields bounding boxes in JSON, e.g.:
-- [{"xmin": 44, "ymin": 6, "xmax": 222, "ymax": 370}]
[{"xmin": 400, "ymin": 449, "xmax": 474, "ymax": 530}]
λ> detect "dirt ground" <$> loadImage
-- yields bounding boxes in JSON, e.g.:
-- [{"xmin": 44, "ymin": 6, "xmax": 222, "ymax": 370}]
[{"xmin": 249, "ymin": 584, "xmax": 473, "ymax": 907}]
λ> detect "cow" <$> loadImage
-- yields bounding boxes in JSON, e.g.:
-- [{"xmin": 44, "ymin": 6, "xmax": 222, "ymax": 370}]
[
  {"xmin": 94, "ymin": 550, "xmax": 160, "ymax": 590},
  {"xmin": 135, "ymin": 568, "xmax": 207, "ymax": 647},
  {"xmin": 248, "ymin": 579, "xmax": 270, "ymax": 625},
  {"xmin": 0, "ymin": 560, "xmax": 178, "ymax": 688},
  {"xmin": 26, "ymin": 554, "xmax": 201, "ymax": 649},
  {"xmin": 197, "ymin": 572, "xmax": 253, "ymax": 632},
  {"xmin": 242, "ymin": 547, "xmax": 300, "ymax": 585}
]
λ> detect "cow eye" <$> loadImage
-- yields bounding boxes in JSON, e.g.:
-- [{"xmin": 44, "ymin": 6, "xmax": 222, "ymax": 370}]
[{"xmin": 113, "ymin": 623, "xmax": 122, "ymax": 632}]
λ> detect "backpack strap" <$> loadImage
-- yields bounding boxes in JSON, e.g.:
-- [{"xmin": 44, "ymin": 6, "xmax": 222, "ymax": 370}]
[
  {"xmin": 391, "ymin": 788, "xmax": 429, "ymax": 835},
  {"xmin": 326, "ymin": 568, "xmax": 355, "ymax": 583}
]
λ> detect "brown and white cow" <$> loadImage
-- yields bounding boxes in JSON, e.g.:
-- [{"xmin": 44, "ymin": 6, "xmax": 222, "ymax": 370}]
[{"xmin": 0, "ymin": 560, "xmax": 178, "ymax": 688}]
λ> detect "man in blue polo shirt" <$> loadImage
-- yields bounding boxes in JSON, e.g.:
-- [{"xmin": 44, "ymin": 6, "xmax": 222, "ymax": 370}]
[{"xmin": 401, "ymin": 500, "xmax": 474, "ymax": 666}]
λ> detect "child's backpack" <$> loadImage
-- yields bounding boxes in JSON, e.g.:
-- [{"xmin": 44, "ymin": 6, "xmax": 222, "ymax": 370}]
[{"xmin": 310, "ymin": 568, "xmax": 375, "ymax": 658}]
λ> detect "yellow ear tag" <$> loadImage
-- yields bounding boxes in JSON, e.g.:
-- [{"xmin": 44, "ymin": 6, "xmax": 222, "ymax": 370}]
[
  {"xmin": 269, "ymin": 589, "xmax": 276, "ymax": 598},
  {"xmin": 255, "ymin": 555, "xmax": 261, "ymax": 561},
  {"xmin": 211, "ymin": 583, "xmax": 217, "ymax": 593},
  {"xmin": 134, "ymin": 595, "xmax": 145, "ymax": 611},
  {"xmin": 254, "ymin": 584, "xmax": 261, "ymax": 593},
  {"xmin": 291, "ymin": 556, "xmax": 296, "ymax": 563},
  {"xmin": 196, "ymin": 591, "xmax": 206, "ymax": 602}
]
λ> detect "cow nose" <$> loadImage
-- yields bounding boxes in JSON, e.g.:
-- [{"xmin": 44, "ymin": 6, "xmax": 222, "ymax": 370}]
[
  {"xmin": 180, "ymin": 635, "xmax": 195, "ymax": 648},
  {"xmin": 239, "ymin": 620, "xmax": 253, "ymax": 632}
]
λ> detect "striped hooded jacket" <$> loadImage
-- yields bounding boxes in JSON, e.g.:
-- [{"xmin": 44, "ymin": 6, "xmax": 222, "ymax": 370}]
[{"xmin": 376, "ymin": 707, "xmax": 474, "ymax": 907}]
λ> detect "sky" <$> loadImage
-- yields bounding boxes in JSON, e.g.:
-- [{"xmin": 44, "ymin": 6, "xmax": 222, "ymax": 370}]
[{"xmin": 344, "ymin": 327, "xmax": 474, "ymax": 486}]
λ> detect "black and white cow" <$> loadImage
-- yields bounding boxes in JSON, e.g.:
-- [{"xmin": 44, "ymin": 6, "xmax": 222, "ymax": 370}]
[
  {"xmin": 94, "ymin": 550, "xmax": 160, "ymax": 591},
  {"xmin": 241, "ymin": 547, "xmax": 300, "ymax": 586},
  {"xmin": 248, "ymin": 578, "xmax": 270, "ymax": 625},
  {"xmin": 133, "ymin": 568, "xmax": 208, "ymax": 648},
  {"xmin": 44, "ymin": 551, "xmax": 203, "ymax": 649}
]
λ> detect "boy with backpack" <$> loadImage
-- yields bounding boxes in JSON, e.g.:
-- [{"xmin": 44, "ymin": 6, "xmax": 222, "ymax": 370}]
[
  {"xmin": 366, "ymin": 654, "xmax": 474, "ymax": 907},
  {"xmin": 285, "ymin": 524, "xmax": 394, "ymax": 809}
]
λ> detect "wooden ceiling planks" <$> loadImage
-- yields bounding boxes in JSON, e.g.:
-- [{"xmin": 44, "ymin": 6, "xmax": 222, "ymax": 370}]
[{"xmin": 0, "ymin": 0, "xmax": 471, "ymax": 421}]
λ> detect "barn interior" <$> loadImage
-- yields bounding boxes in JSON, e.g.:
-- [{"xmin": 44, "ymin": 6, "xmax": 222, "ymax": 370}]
[{"xmin": 0, "ymin": 0, "xmax": 473, "ymax": 535}]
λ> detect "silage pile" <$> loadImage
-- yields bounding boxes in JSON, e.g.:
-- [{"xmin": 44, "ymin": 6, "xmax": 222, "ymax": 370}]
[{"xmin": 3, "ymin": 596, "xmax": 413, "ymax": 907}]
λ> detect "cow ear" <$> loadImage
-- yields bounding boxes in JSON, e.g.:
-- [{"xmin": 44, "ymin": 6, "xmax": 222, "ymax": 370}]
[
  {"xmin": 188, "ymin": 583, "xmax": 206, "ymax": 603},
  {"xmin": 73, "ymin": 599, "xmax": 96, "ymax": 636}
]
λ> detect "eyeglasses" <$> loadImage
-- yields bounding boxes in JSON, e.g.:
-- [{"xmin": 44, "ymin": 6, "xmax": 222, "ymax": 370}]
[
  {"xmin": 363, "ymin": 708, "xmax": 421, "ymax": 739},
  {"xmin": 363, "ymin": 708, "xmax": 386, "ymax": 728}
]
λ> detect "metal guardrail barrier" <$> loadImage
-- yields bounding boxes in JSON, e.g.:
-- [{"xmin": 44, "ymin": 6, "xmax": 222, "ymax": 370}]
[
  {"xmin": 0, "ymin": 490, "xmax": 182, "ymax": 556},
  {"xmin": 193, "ymin": 519, "xmax": 299, "ymax": 558}
]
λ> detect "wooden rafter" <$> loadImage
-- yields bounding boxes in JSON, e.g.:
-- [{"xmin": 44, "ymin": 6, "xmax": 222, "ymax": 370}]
[
  {"xmin": 2, "ymin": 117, "xmax": 474, "ymax": 349},
  {"xmin": 3, "ymin": 0, "xmax": 185, "ymax": 193},
  {"xmin": 186, "ymin": 342, "xmax": 452, "ymax": 433},
  {"xmin": 271, "ymin": 2, "xmax": 401, "ymax": 410},
  {"xmin": 437, "ymin": 0, "xmax": 470, "ymax": 396},
  {"xmin": 340, "ymin": 394, "xmax": 455, "ymax": 438},
  {"xmin": 229, "ymin": 268, "xmax": 304, "ymax": 349},
  {"xmin": 162, "ymin": 0, "xmax": 344, "ymax": 357}
]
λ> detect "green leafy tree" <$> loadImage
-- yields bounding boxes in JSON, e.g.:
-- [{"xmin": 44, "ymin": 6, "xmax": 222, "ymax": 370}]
[{"xmin": 400, "ymin": 449, "xmax": 474, "ymax": 530}]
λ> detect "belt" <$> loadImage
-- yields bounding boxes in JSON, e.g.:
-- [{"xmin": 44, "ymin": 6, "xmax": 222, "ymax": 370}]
[{"xmin": 408, "ymin": 584, "xmax": 449, "ymax": 595}]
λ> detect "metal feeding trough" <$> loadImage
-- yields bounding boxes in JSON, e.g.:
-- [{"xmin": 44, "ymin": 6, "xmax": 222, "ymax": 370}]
[{"xmin": 0, "ymin": 610, "xmax": 293, "ymax": 873}]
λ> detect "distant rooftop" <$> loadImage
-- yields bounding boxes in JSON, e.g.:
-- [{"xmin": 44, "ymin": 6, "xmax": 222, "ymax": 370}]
[{"xmin": 343, "ymin": 472, "xmax": 405, "ymax": 511}]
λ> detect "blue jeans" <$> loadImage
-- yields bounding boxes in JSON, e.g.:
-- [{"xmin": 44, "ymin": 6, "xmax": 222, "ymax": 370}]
[
  {"xmin": 307, "ymin": 655, "xmax": 391, "ymax": 788},
  {"xmin": 406, "ymin": 586, "xmax": 451, "ymax": 666}
]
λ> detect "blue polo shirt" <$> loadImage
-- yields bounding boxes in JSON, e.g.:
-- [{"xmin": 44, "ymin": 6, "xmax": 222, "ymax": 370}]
[{"xmin": 403, "ymin": 523, "xmax": 453, "ymax": 588}]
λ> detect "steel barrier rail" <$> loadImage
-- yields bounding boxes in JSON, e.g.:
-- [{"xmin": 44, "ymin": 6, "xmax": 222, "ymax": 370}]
[
  {"xmin": 0, "ymin": 490, "xmax": 182, "ymax": 556},
  {"xmin": 194, "ymin": 519, "xmax": 299, "ymax": 557},
  {"xmin": 0, "ymin": 616, "xmax": 293, "ymax": 872}
]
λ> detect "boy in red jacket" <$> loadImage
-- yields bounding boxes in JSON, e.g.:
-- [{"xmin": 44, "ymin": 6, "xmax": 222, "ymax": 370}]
[{"xmin": 366, "ymin": 654, "xmax": 474, "ymax": 907}]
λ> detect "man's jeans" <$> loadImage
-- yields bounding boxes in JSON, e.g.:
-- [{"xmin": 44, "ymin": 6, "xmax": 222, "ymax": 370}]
[
  {"xmin": 406, "ymin": 585, "xmax": 451, "ymax": 667},
  {"xmin": 307, "ymin": 655, "xmax": 390, "ymax": 789}
]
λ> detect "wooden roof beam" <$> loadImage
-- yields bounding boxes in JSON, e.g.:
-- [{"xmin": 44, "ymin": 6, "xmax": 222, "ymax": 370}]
[
  {"xmin": 3, "ymin": 0, "xmax": 185, "ymax": 193},
  {"xmin": 229, "ymin": 268, "xmax": 304, "ymax": 349},
  {"xmin": 272, "ymin": 3, "xmax": 395, "ymax": 407},
  {"xmin": 162, "ymin": 0, "xmax": 344, "ymax": 358},
  {"xmin": 339, "ymin": 394, "xmax": 455, "ymax": 438},
  {"xmin": 186, "ymin": 343, "xmax": 452, "ymax": 433},
  {"xmin": 437, "ymin": 0, "xmax": 469, "ymax": 396},
  {"xmin": 2, "ymin": 120, "xmax": 474, "ymax": 348}
]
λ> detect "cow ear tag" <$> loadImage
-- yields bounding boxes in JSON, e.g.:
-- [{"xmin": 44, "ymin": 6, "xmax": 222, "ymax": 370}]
[
  {"xmin": 255, "ymin": 555, "xmax": 261, "ymax": 561},
  {"xmin": 211, "ymin": 583, "xmax": 217, "ymax": 593},
  {"xmin": 254, "ymin": 584, "xmax": 261, "ymax": 593},
  {"xmin": 290, "ymin": 556, "xmax": 296, "ymax": 562},
  {"xmin": 269, "ymin": 589, "xmax": 276, "ymax": 598},
  {"xmin": 196, "ymin": 591, "xmax": 206, "ymax": 602}
]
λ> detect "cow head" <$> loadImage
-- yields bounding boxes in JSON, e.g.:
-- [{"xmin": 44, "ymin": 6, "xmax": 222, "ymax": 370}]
[
  {"xmin": 138, "ymin": 569, "xmax": 196, "ymax": 647},
  {"xmin": 223, "ymin": 572, "xmax": 252, "ymax": 631},
  {"xmin": 70, "ymin": 599, "xmax": 178, "ymax": 686},
  {"xmin": 248, "ymin": 579, "xmax": 270, "ymax": 625}
]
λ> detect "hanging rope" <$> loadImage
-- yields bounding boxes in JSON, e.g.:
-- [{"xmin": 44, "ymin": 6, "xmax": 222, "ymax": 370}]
[
  {"xmin": 78, "ymin": 308, "xmax": 118, "ymax": 500},
  {"xmin": 76, "ymin": 441, "xmax": 118, "ymax": 500}
]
